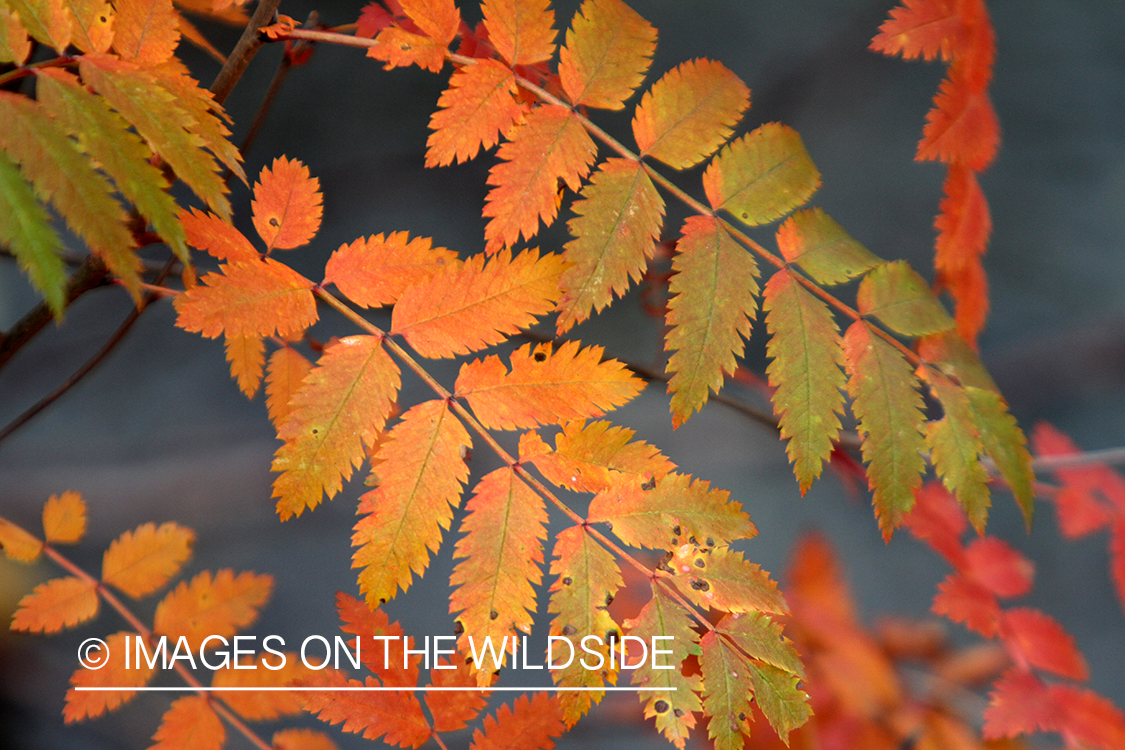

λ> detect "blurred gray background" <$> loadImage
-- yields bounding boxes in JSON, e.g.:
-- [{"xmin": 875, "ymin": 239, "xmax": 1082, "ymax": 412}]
[{"xmin": 2, "ymin": 1, "xmax": 1124, "ymax": 747}]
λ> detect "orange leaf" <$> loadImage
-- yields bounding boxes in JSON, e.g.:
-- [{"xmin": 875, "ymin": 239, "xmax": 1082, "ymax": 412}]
[
  {"xmin": 917, "ymin": 71, "xmax": 999, "ymax": 170},
  {"xmin": 425, "ymin": 654, "xmax": 490, "ymax": 732},
  {"xmin": 426, "ymin": 59, "xmax": 523, "ymax": 167},
  {"xmin": 42, "ymin": 490, "xmax": 86, "ymax": 544},
  {"xmin": 963, "ymin": 537, "xmax": 1033, "ymax": 599},
  {"xmin": 369, "ymin": 26, "xmax": 447, "ymax": 73},
  {"xmin": 224, "ymin": 334, "xmax": 265, "ymax": 397},
  {"xmin": 265, "ymin": 345, "xmax": 312, "ymax": 431},
  {"xmin": 556, "ymin": 158, "xmax": 665, "ymax": 333},
  {"xmin": 64, "ymin": 631, "xmax": 156, "ymax": 722},
  {"xmin": 174, "ymin": 259, "xmax": 318, "ymax": 339},
  {"xmin": 0, "ymin": 517, "xmax": 42, "ymax": 562},
  {"xmin": 870, "ymin": 0, "xmax": 963, "ymax": 62},
  {"xmin": 64, "ymin": 0, "xmax": 114, "ymax": 54},
  {"xmin": 450, "ymin": 467, "xmax": 547, "ymax": 677},
  {"xmin": 272, "ymin": 335, "xmax": 400, "ymax": 519},
  {"xmin": 522, "ymin": 419, "xmax": 674, "ymax": 493},
  {"xmin": 251, "ymin": 156, "xmax": 323, "ymax": 250},
  {"xmin": 482, "ymin": 0, "xmax": 556, "ymax": 66},
  {"xmin": 482, "ymin": 105, "xmax": 596, "ymax": 253},
  {"xmin": 353, "ymin": 399, "xmax": 471, "ymax": 606},
  {"xmin": 101, "ymin": 522, "xmax": 195, "ymax": 598},
  {"xmin": 178, "ymin": 207, "xmax": 259, "ymax": 263},
  {"xmin": 11, "ymin": 576, "xmax": 98, "ymax": 633},
  {"xmin": 670, "ymin": 544, "xmax": 787, "ymax": 615},
  {"xmin": 6, "ymin": 0, "xmax": 71, "ymax": 53},
  {"xmin": 902, "ymin": 482, "xmax": 968, "ymax": 566},
  {"xmin": 272, "ymin": 729, "xmax": 341, "ymax": 750},
  {"xmin": 399, "ymin": 0, "xmax": 460, "ymax": 45},
  {"xmin": 391, "ymin": 248, "xmax": 565, "ymax": 358},
  {"xmin": 1031, "ymin": 423, "xmax": 1117, "ymax": 538},
  {"xmin": 324, "ymin": 231, "xmax": 458, "ymax": 307},
  {"xmin": 211, "ymin": 652, "xmax": 312, "ymax": 720},
  {"xmin": 932, "ymin": 571, "xmax": 999, "ymax": 637},
  {"xmin": 1002, "ymin": 607, "xmax": 1088, "ymax": 681},
  {"xmin": 558, "ymin": 0, "xmax": 656, "ymax": 111},
  {"xmin": 934, "ymin": 165, "xmax": 990, "ymax": 273},
  {"xmin": 0, "ymin": 5, "xmax": 31, "ymax": 64},
  {"xmin": 632, "ymin": 58, "xmax": 750, "ymax": 169},
  {"xmin": 153, "ymin": 569, "xmax": 272, "ymax": 651},
  {"xmin": 113, "ymin": 0, "xmax": 181, "ymax": 64},
  {"xmin": 335, "ymin": 592, "xmax": 419, "ymax": 687},
  {"xmin": 470, "ymin": 693, "xmax": 565, "ymax": 750},
  {"xmin": 300, "ymin": 670, "xmax": 431, "ymax": 748},
  {"xmin": 150, "ymin": 696, "xmax": 224, "ymax": 750},
  {"xmin": 455, "ymin": 341, "xmax": 644, "ymax": 430}
]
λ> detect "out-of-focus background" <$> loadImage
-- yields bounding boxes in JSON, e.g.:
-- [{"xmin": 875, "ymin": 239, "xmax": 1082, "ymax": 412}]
[{"xmin": 2, "ymin": 1, "xmax": 1123, "ymax": 747}]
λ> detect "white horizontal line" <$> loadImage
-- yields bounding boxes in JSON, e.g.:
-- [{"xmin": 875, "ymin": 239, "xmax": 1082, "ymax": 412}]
[{"xmin": 75, "ymin": 686, "xmax": 674, "ymax": 692}]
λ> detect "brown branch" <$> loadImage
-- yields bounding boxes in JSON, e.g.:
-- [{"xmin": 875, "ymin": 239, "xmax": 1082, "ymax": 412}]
[{"xmin": 209, "ymin": 0, "xmax": 284, "ymax": 105}]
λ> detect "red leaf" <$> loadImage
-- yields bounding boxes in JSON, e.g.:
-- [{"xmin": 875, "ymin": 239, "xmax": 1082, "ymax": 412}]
[
  {"xmin": 916, "ymin": 71, "xmax": 1000, "ymax": 170},
  {"xmin": 1050, "ymin": 683, "xmax": 1125, "ymax": 750},
  {"xmin": 425, "ymin": 654, "xmax": 489, "ymax": 732},
  {"xmin": 1031, "ymin": 422, "xmax": 1118, "ymax": 537},
  {"xmin": 335, "ymin": 592, "xmax": 419, "ymax": 687},
  {"xmin": 470, "ymin": 693, "xmax": 565, "ymax": 750},
  {"xmin": 932, "ymin": 571, "xmax": 999, "ymax": 637},
  {"xmin": 983, "ymin": 669, "xmax": 1058, "ymax": 738},
  {"xmin": 963, "ymin": 537, "xmax": 1033, "ymax": 599},
  {"xmin": 1002, "ymin": 607, "xmax": 1088, "ymax": 681},
  {"xmin": 903, "ymin": 482, "xmax": 968, "ymax": 566},
  {"xmin": 870, "ymin": 0, "xmax": 963, "ymax": 62}
]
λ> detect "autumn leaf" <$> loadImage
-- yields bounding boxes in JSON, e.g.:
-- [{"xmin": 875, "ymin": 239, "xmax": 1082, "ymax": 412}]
[
  {"xmin": 963, "ymin": 536, "xmax": 1033, "ymax": 599},
  {"xmin": 776, "ymin": 207, "xmax": 881, "ymax": 285},
  {"xmin": 173, "ymin": 259, "xmax": 318, "ymax": 339},
  {"xmin": 179, "ymin": 207, "xmax": 259, "ymax": 263},
  {"xmin": 857, "ymin": 260, "xmax": 954, "ymax": 336},
  {"xmin": 932, "ymin": 571, "xmax": 1000, "ymax": 637},
  {"xmin": 353, "ymin": 399, "xmax": 471, "ymax": 607},
  {"xmin": 272, "ymin": 335, "xmax": 401, "ymax": 519},
  {"xmin": 455, "ymin": 341, "xmax": 644, "ymax": 430},
  {"xmin": 558, "ymin": 0, "xmax": 656, "ymax": 111},
  {"xmin": 700, "ymin": 630, "xmax": 754, "ymax": 750},
  {"xmin": 426, "ymin": 59, "xmax": 523, "ymax": 167},
  {"xmin": 113, "ymin": 0, "xmax": 181, "ymax": 64},
  {"xmin": 703, "ymin": 123, "xmax": 820, "ymax": 226},
  {"xmin": 763, "ymin": 269, "xmax": 845, "ymax": 493},
  {"xmin": 399, "ymin": 0, "xmax": 460, "ymax": 45},
  {"xmin": 870, "ymin": 0, "xmax": 964, "ymax": 62},
  {"xmin": 716, "ymin": 612, "xmax": 803, "ymax": 677},
  {"xmin": 470, "ymin": 693, "xmax": 565, "ymax": 750},
  {"xmin": 212, "ymin": 652, "xmax": 312, "ymax": 720},
  {"xmin": 153, "ymin": 569, "xmax": 272, "ymax": 651},
  {"xmin": 842, "ymin": 321, "xmax": 927, "ymax": 537},
  {"xmin": 149, "ymin": 696, "xmax": 224, "ymax": 750},
  {"xmin": 265, "ymin": 346, "xmax": 312, "ymax": 430},
  {"xmin": 251, "ymin": 156, "xmax": 324, "ymax": 251},
  {"xmin": 556, "ymin": 158, "xmax": 665, "ymax": 333},
  {"xmin": 1001, "ymin": 607, "xmax": 1088, "ymax": 681},
  {"xmin": 633, "ymin": 58, "xmax": 750, "ymax": 169},
  {"xmin": 924, "ymin": 373, "xmax": 991, "ymax": 531},
  {"xmin": 64, "ymin": 631, "xmax": 157, "ymax": 722},
  {"xmin": 0, "ymin": 516, "xmax": 43, "ymax": 562},
  {"xmin": 11, "ymin": 576, "xmax": 99, "ymax": 633},
  {"xmin": 670, "ymin": 545, "xmax": 788, "ymax": 615},
  {"xmin": 482, "ymin": 105, "xmax": 596, "ymax": 253},
  {"xmin": 665, "ymin": 215, "xmax": 759, "ymax": 426},
  {"xmin": 450, "ymin": 467, "xmax": 547, "ymax": 680},
  {"xmin": 522, "ymin": 419, "xmax": 674, "ymax": 493},
  {"xmin": 391, "ymin": 248, "xmax": 565, "ymax": 358},
  {"xmin": 300, "ymin": 670, "xmax": 431, "ymax": 749},
  {"xmin": 272, "ymin": 728, "xmax": 341, "ymax": 750},
  {"xmin": 324, "ymin": 231, "xmax": 457, "ymax": 307},
  {"xmin": 917, "ymin": 70, "xmax": 1000, "ymax": 171},
  {"xmin": 0, "ymin": 5, "xmax": 32, "ymax": 64},
  {"xmin": 0, "ymin": 152, "xmax": 65, "ymax": 317},
  {"xmin": 101, "ymin": 522, "xmax": 195, "ymax": 598},
  {"xmin": 64, "ymin": 0, "xmax": 114, "ymax": 54},
  {"xmin": 369, "ymin": 26, "xmax": 448, "ymax": 73},
  {"xmin": 42, "ymin": 490, "xmax": 86, "ymax": 544},
  {"xmin": 6, "ymin": 0, "xmax": 71, "ymax": 53},
  {"xmin": 747, "ymin": 662, "xmax": 810, "ymax": 744},
  {"xmin": 335, "ymin": 592, "xmax": 419, "ymax": 687},
  {"xmin": 224, "ymin": 334, "xmax": 265, "ymax": 397},
  {"xmin": 482, "ymin": 0, "xmax": 556, "ymax": 66}
]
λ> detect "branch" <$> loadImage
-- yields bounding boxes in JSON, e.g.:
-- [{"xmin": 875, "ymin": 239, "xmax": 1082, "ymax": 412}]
[{"xmin": 209, "ymin": 0, "xmax": 284, "ymax": 105}]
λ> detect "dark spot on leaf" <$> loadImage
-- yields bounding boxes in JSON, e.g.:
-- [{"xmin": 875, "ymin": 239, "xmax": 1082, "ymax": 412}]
[
  {"xmin": 694, "ymin": 558, "xmax": 705, "ymax": 568},
  {"xmin": 562, "ymin": 624, "xmax": 577, "ymax": 636},
  {"xmin": 269, "ymin": 217, "xmax": 280, "ymax": 227},
  {"xmin": 641, "ymin": 476, "xmax": 656, "ymax": 491},
  {"xmin": 311, "ymin": 428, "xmax": 318, "ymax": 434},
  {"xmin": 453, "ymin": 620, "xmax": 464, "ymax": 636},
  {"xmin": 400, "ymin": 43, "xmax": 412, "ymax": 51},
  {"xmin": 606, "ymin": 629, "xmax": 618, "ymax": 644},
  {"xmin": 489, "ymin": 609, "xmax": 499, "ymax": 620},
  {"xmin": 605, "ymin": 521, "xmax": 613, "ymax": 531},
  {"xmin": 562, "ymin": 576, "xmax": 572, "ymax": 586},
  {"xmin": 738, "ymin": 712, "xmax": 746, "ymax": 721},
  {"xmin": 706, "ymin": 537, "xmax": 715, "ymax": 547},
  {"xmin": 657, "ymin": 551, "xmax": 674, "ymax": 573},
  {"xmin": 533, "ymin": 350, "xmax": 547, "ymax": 362},
  {"xmin": 379, "ymin": 598, "xmax": 386, "ymax": 604},
  {"xmin": 654, "ymin": 700, "xmax": 669, "ymax": 714},
  {"xmin": 673, "ymin": 525, "xmax": 681, "ymax": 536},
  {"xmin": 741, "ymin": 212, "xmax": 749, "ymax": 219},
  {"xmin": 605, "ymin": 592, "xmax": 614, "ymax": 606},
  {"xmin": 690, "ymin": 578, "xmax": 710, "ymax": 591},
  {"xmin": 673, "ymin": 708, "xmax": 684, "ymax": 718},
  {"xmin": 688, "ymin": 536, "xmax": 697, "ymax": 546}
]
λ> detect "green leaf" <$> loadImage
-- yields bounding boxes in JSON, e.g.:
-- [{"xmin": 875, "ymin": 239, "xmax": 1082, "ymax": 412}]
[
  {"xmin": 747, "ymin": 662, "xmax": 811, "ymax": 744},
  {"xmin": 0, "ymin": 92, "xmax": 140, "ymax": 297},
  {"xmin": 715, "ymin": 612, "xmax": 803, "ymax": 677},
  {"xmin": 665, "ymin": 215, "xmax": 759, "ymax": 427},
  {"xmin": 842, "ymin": 321, "xmax": 927, "ymax": 538},
  {"xmin": 924, "ymin": 374, "xmax": 991, "ymax": 532},
  {"xmin": 0, "ymin": 151, "xmax": 65, "ymax": 317},
  {"xmin": 700, "ymin": 631, "xmax": 754, "ymax": 750},
  {"xmin": 776, "ymin": 207, "xmax": 881, "ymax": 285},
  {"xmin": 587, "ymin": 472, "xmax": 755, "ymax": 550},
  {"xmin": 703, "ymin": 123, "xmax": 820, "ymax": 226},
  {"xmin": 36, "ymin": 69, "xmax": 188, "ymax": 264},
  {"xmin": 857, "ymin": 260, "xmax": 954, "ymax": 336},
  {"xmin": 557, "ymin": 157, "xmax": 664, "ymax": 332},
  {"xmin": 548, "ymin": 525, "xmax": 623, "ymax": 725},
  {"xmin": 625, "ymin": 586, "xmax": 703, "ymax": 749},
  {"xmin": 79, "ymin": 55, "xmax": 232, "ymax": 220},
  {"xmin": 965, "ymin": 385, "xmax": 1034, "ymax": 526},
  {"xmin": 632, "ymin": 58, "xmax": 750, "ymax": 169},
  {"xmin": 763, "ymin": 269, "xmax": 845, "ymax": 492},
  {"xmin": 919, "ymin": 329, "xmax": 999, "ymax": 392}
]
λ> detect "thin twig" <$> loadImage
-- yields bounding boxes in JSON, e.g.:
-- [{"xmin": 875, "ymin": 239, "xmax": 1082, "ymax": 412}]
[{"xmin": 209, "ymin": 0, "xmax": 284, "ymax": 105}]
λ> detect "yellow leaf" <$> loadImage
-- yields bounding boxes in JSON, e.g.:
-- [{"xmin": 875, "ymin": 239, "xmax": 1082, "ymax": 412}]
[
  {"xmin": 558, "ymin": 0, "xmax": 656, "ymax": 110},
  {"xmin": 6, "ymin": 0, "xmax": 71, "ymax": 53},
  {"xmin": 0, "ymin": 516, "xmax": 43, "ymax": 562},
  {"xmin": 101, "ymin": 522, "xmax": 195, "ymax": 598},
  {"xmin": 42, "ymin": 490, "xmax": 86, "ymax": 543}
]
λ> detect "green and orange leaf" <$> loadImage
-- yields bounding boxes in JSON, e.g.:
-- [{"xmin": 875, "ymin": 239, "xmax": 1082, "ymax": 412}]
[
  {"xmin": 700, "ymin": 630, "xmax": 755, "ymax": 750},
  {"xmin": 665, "ymin": 215, "xmax": 759, "ymax": 426},
  {"xmin": 482, "ymin": 105, "xmax": 596, "ymax": 253},
  {"xmin": 152, "ymin": 569, "xmax": 272, "ymax": 651},
  {"xmin": 670, "ymin": 545, "xmax": 787, "ymax": 615},
  {"xmin": 353, "ymin": 399, "xmax": 471, "ymax": 607},
  {"xmin": 0, "ymin": 5, "xmax": 32, "ymax": 64},
  {"xmin": 63, "ymin": 0, "xmax": 114, "ymax": 54},
  {"xmin": 391, "ymin": 248, "xmax": 565, "ymax": 358},
  {"xmin": 522, "ymin": 419, "xmax": 674, "ymax": 493},
  {"xmin": 857, "ymin": 260, "xmax": 954, "ymax": 336},
  {"xmin": 251, "ymin": 156, "xmax": 323, "ymax": 251},
  {"xmin": 455, "ymin": 341, "xmax": 644, "ymax": 430},
  {"xmin": 101, "ymin": 521, "xmax": 195, "ymax": 598},
  {"xmin": 924, "ymin": 374, "xmax": 991, "ymax": 531},
  {"xmin": 272, "ymin": 335, "xmax": 401, "ymax": 519},
  {"xmin": 0, "ymin": 152, "xmax": 65, "ymax": 316},
  {"xmin": 324, "ymin": 231, "xmax": 457, "ymax": 307},
  {"xmin": 633, "ymin": 59, "xmax": 750, "ymax": 169},
  {"xmin": 6, "ymin": 0, "xmax": 71, "ymax": 53},
  {"xmin": 776, "ymin": 207, "xmax": 881, "ymax": 285},
  {"xmin": 558, "ymin": 0, "xmax": 656, "ymax": 111},
  {"xmin": 556, "ymin": 157, "xmax": 664, "ymax": 333}
]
